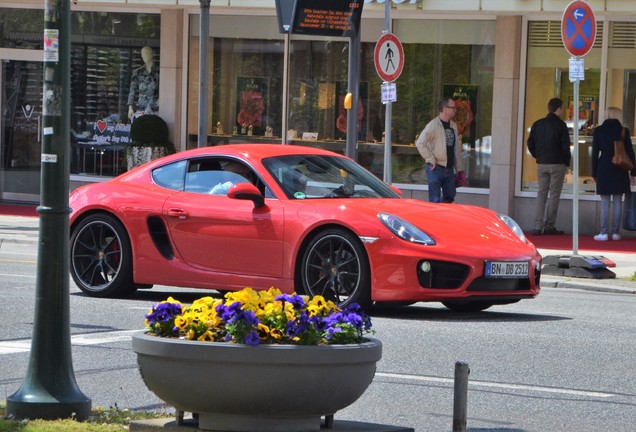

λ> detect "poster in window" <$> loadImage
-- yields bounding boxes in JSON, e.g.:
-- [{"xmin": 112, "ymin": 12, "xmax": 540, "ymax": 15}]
[
  {"xmin": 334, "ymin": 81, "xmax": 368, "ymax": 141},
  {"xmin": 443, "ymin": 84, "xmax": 478, "ymax": 146},
  {"xmin": 567, "ymin": 95, "xmax": 596, "ymax": 129},
  {"xmin": 236, "ymin": 77, "xmax": 268, "ymax": 136}
]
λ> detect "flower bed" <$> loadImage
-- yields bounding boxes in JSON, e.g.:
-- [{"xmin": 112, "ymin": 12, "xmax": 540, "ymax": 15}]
[{"xmin": 144, "ymin": 287, "xmax": 373, "ymax": 345}]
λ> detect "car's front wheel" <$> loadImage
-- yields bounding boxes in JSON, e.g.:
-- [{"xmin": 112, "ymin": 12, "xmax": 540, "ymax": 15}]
[
  {"xmin": 299, "ymin": 228, "xmax": 371, "ymax": 310},
  {"xmin": 70, "ymin": 214, "xmax": 136, "ymax": 298}
]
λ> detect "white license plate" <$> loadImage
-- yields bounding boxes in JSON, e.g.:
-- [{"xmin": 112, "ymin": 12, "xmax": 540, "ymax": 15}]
[{"xmin": 485, "ymin": 261, "xmax": 529, "ymax": 278}]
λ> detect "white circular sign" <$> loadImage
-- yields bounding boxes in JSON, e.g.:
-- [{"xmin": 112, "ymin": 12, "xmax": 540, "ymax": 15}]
[{"xmin": 374, "ymin": 33, "xmax": 404, "ymax": 82}]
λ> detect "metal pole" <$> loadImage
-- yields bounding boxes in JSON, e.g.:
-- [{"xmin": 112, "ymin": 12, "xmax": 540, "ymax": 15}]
[
  {"xmin": 282, "ymin": 32, "xmax": 290, "ymax": 144},
  {"xmin": 452, "ymin": 361, "xmax": 470, "ymax": 432},
  {"xmin": 198, "ymin": 0, "xmax": 211, "ymax": 148},
  {"xmin": 382, "ymin": 0, "xmax": 392, "ymax": 183},
  {"xmin": 346, "ymin": 32, "xmax": 360, "ymax": 160},
  {"xmin": 6, "ymin": 0, "xmax": 91, "ymax": 420},
  {"xmin": 572, "ymin": 58, "xmax": 580, "ymax": 255}
]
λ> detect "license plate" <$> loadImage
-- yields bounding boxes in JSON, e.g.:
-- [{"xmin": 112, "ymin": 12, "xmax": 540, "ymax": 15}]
[{"xmin": 485, "ymin": 261, "xmax": 529, "ymax": 278}]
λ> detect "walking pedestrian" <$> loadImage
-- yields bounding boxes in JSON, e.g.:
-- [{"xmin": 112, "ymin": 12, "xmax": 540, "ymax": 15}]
[
  {"xmin": 591, "ymin": 107, "xmax": 636, "ymax": 241},
  {"xmin": 527, "ymin": 97, "xmax": 571, "ymax": 235},
  {"xmin": 416, "ymin": 98, "xmax": 464, "ymax": 203}
]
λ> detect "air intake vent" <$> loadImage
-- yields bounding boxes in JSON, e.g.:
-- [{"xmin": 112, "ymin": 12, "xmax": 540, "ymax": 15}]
[
  {"xmin": 529, "ymin": 20, "xmax": 603, "ymax": 48},
  {"xmin": 610, "ymin": 22, "xmax": 636, "ymax": 49}
]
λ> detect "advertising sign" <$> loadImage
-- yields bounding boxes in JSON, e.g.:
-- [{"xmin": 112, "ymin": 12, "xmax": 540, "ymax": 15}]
[{"xmin": 291, "ymin": 0, "xmax": 364, "ymax": 37}]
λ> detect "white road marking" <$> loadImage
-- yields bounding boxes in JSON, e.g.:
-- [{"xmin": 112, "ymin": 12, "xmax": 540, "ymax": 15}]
[
  {"xmin": 0, "ymin": 330, "xmax": 139, "ymax": 355},
  {"xmin": 0, "ymin": 273, "xmax": 36, "ymax": 278},
  {"xmin": 376, "ymin": 372, "xmax": 614, "ymax": 398}
]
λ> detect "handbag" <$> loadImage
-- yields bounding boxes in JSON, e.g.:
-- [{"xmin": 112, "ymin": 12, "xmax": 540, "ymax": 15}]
[
  {"xmin": 454, "ymin": 171, "xmax": 467, "ymax": 188},
  {"xmin": 612, "ymin": 128, "xmax": 634, "ymax": 171},
  {"xmin": 624, "ymin": 191, "xmax": 636, "ymax": 231}
]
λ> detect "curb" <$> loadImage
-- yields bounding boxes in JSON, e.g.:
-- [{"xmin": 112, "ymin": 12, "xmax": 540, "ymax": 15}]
[{"xmin": 541, "ymin": 277, "xmax": 636, "ymax": 295}]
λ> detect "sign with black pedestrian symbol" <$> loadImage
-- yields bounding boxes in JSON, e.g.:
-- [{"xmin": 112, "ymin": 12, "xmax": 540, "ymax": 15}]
[{"xmin": 374, "ymin": 33, "xmax": 404, "ymax": 82}]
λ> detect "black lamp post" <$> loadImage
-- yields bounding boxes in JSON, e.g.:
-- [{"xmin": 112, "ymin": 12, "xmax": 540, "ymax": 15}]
[{"xmin": 6, "ymin": 0, "xmax": 91, "ymax": 420}]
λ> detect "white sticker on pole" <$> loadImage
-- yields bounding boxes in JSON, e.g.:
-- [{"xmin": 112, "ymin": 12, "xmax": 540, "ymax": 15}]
[
  {"xmin": 43, "ymin": 29, "xmax": 59, "ymax": 62},
  {"xmin": 42, "ymin": 154, "xmax": 58, "ymax": 163},
  {"xmin": 381, "ymin": 82, "xmax": 397, "ymax": 104},
  {"xmin": 569, "ymin": 57, "xmax": 584, "ymax": 82}
]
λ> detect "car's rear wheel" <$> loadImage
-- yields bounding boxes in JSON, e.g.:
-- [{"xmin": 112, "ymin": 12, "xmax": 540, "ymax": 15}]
[
  {"xmin": 442, "ymin": 300, "xmax": 494, "ymax": 312},
  {"xmin": 70, "ymin": 214, "xmax": 136, "ymax": 298},
  {"xmin": 299, "ymin": 228, "xmax": 371, "ymax": 310}
]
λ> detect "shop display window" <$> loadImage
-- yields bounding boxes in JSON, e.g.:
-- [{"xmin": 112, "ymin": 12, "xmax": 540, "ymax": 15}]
[
  {"xmin": 522, "ymin": 20, "xmax": 603, "ymax": 194},
  {"xmin": 187, "ymin": 16, "xmax": 494, "ymax": 188}
]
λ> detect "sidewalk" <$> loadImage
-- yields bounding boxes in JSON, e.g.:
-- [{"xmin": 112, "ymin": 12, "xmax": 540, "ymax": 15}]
[{"xmin": 0, "ymin": 206, "xmax": 633, "ymax": 295}]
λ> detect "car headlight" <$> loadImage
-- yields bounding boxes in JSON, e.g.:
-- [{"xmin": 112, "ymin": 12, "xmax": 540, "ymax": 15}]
[
  {"xmin": 497, "ymin": 213, "xmax": 527, "ymax": 243},
  {"xmin": 378, "ymin": 213, "xmax": 436, "ymax": 245}
]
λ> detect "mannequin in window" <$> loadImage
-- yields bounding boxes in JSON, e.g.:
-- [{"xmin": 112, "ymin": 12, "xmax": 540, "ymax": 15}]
[{"xmin": 127, "ymin": 46, "xmax": 159, "ymax": 119}]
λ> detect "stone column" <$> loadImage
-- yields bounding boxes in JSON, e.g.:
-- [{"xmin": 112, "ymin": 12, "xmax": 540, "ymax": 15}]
[
  {"xmin": 489, "ymin": 15, "xmax": 522, "ymax": 215},
  {"xmin": 159, "ymin": 9, "xmax": 184, "ymax": 150}
]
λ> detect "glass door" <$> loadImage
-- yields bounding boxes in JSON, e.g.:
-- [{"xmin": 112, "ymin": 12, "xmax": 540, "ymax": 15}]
[{"xmin": 0, "ymin": 51, "xmax": 44, "ymax": 203}]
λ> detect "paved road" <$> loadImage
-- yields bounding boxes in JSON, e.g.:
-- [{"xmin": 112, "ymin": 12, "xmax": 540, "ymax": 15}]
[{"xmin": 1, "ymin": 221, "xmax": 635, "ymax": 431}]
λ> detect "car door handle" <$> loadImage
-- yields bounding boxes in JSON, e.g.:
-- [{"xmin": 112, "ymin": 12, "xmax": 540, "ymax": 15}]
[{"xmin": 167, "ymin": 208, "xmax": 189, "ymax": 219}]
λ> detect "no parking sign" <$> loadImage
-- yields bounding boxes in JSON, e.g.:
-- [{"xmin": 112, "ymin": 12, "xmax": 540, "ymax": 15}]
[{"xmin": 561, "ymin": 0, "xmax": 596, "ymax": 57}]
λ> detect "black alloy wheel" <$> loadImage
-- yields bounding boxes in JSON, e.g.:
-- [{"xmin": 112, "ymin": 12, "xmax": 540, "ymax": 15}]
[
  {"xmin": 70, "ymin": 213, "xmax": 136, "ymax": 297},
  {"xmin": 300, "ymin": 228, "xmax": 371, "ymax": 310}
]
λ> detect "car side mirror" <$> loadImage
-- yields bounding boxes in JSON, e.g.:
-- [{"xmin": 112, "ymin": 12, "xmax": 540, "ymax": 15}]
[{"xmin": 227, "ymin": 182, "xmax": 265, "ymax": 208}]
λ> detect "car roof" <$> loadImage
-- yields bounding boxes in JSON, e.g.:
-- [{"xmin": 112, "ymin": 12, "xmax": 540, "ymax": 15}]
[{"xmin": 175, "ymin": 144, "xmax": 343, "ymax": 162}]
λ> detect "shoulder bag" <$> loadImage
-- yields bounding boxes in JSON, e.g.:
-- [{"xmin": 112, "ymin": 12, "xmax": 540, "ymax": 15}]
[{"xmin": 612, "ymin": 127, "xmax": 634, "ymax": 171}]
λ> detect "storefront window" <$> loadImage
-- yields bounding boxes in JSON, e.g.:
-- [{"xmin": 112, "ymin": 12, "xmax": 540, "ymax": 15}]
[
  {"xmin": 70, "ymin": 12, "xmax": 160, "ymax": 177},
  {"xmin": 522, "ymin": 20, "xmax": 602, "ymax": 195},
  {"xmin": 0, "ymin": 9, "xmax": 43, "ymax": 49},
  {"xmin": 392, "ymin": 19, "xmax": 495, "ymax": 187},
  {"xmin": 187, "ymin": 16, "xmax": 493, "ymax": 188},
  {"xmin": 607, "ymin": 21, "xmax": 636, "ymax": 133},
  {"xmin": 187, "ymin": 15, "xmax": 284, "ymax": 148}
]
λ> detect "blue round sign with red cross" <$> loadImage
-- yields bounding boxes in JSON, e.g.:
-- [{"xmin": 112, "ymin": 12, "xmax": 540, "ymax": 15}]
[{"xmin": 561, "ymin": 0, "xmax": 596, "ymax": 57}]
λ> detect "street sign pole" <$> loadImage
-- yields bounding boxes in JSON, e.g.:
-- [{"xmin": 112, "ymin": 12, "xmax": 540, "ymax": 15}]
[
  {"xmin": 383, "ymin": 0, "xmax": 391, "ymax": 183},
  {"xmin": 375, "ymin": 28, "xmax": 403, "ymax": 185},
  {"xmin": 572, "ymin": 61, "xmax": 580, "ymax": 254}
]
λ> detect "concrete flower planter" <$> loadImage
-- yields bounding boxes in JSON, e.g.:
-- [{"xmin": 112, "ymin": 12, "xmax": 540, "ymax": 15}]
[{"xmin": 131, "ymin": 331, "xmax": 382, "ymax": 432}]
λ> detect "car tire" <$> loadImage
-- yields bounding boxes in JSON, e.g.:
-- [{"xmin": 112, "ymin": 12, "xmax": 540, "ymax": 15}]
[
  {"xmin": 299, "ymin": 228, "xmax": 371, "ymax": 310},
  {"xmin": 70, "ymin": 213, "xmax": 136, "ymax": 298},
  {"xmin": 442, "ymin": 300, "xmax": 494, "ymax": 312}
]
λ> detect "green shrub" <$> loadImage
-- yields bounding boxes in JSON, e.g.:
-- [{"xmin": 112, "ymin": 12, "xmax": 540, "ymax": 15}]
[{"xmin": 130, "ymin": 114, "xmax": 174, "ymax": 153}]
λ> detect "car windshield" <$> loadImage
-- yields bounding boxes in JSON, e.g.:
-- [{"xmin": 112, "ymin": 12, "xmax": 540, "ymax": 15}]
[{"xmin": 262, "ymin": 154, "xmax": 401, "ymax": 200}]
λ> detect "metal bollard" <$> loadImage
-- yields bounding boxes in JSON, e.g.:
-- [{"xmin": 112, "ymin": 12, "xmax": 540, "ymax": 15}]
[{"xmin": 453, "ymin": 361, "xmax": 470, "ymax": 432}]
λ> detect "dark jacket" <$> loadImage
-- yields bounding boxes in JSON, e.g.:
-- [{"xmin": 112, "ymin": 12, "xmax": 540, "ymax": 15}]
[
  {"xmin": 527, "ymin": 112, "xmax": 572, "ymax": 166},
  {"xmin": 591, "ymin": 118, "xmax": 636, "ymax": 195}
]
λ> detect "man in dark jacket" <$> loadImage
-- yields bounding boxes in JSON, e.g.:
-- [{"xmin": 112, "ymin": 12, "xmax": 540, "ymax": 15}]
[{"xmin": 527, "ymin": 97, "xmax": 572, "ymax": 235}]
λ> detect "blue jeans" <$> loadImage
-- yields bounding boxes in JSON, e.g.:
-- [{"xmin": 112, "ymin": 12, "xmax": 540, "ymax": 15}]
[
  {"xmin": 426, "ymin": 164, "xmax": 455, "ymax": 203},
  {"xmin": 599, "ymin": 194, "xmax": 623, "ymax": 235}
]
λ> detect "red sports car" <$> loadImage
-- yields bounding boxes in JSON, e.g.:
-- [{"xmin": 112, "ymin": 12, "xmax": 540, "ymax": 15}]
[{"xmin": 69, "ymin": 144, "xmax": 541, "ymax": 311}]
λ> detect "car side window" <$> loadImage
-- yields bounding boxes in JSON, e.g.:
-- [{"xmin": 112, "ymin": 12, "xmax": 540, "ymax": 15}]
[
  {"xmin": 152, "ymin": 160, "xmax": 187, "ymax": 190},
  {"xmin": 184, "ymin": 158, "xmax": 224, "ymax": 194}
]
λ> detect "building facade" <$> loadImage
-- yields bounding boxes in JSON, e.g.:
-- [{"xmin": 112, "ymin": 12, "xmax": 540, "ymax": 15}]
[{"xmin": 1, "ymin": 0, "xmax": 635, "ymax": 235}]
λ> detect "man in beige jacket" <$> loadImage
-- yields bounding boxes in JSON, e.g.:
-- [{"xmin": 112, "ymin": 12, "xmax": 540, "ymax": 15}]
[{"xmin": 415, "ymin": 98, "xmax": 463, "ymax": 202}]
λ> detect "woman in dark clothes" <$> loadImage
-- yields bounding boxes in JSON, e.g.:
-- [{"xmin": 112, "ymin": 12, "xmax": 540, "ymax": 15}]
[{"xmin": 591, "ymin": 107, "xmax": 636, "ymax": 241}]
